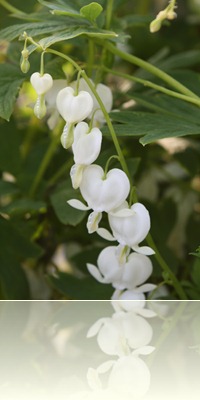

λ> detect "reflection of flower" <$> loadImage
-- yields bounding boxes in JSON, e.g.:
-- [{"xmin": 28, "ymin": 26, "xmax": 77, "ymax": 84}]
[
  {"xmin": 87, "ymin": 309, "xmax": 154, "ymax": 356},
  {"xmin": 85, "ymin": 302, "xmax": 155, "ymax": 399}
]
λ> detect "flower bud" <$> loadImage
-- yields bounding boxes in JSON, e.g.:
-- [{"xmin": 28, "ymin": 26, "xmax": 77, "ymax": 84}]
[
  {"xmin": 60, "ymin": 123, "xmax": 74, "ymax": 149},
  {"xmin": 34, "ymin": 95, "xmax": 46, "ymax": 119},
  {"xmin": 20, "ymin": 57, "xmax": 30, "ymax": 73}
]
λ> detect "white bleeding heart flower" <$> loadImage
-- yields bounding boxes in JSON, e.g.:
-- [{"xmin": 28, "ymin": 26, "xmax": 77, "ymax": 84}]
[
  {"xmin": 56, "ymin": 86, "xmax": 93, "ymax": 123},
  {"xmin": 72, "ymin": 122, "xmax": 102, "ymax": 165},
  {"xmin": 71, "ymin": 78, "xmax": 113, "ymax": 125},
  {"xmin": 45, "ymin": 79, "xmax": 67, "ymax": 129},
  {"xmin": 87, "ymin": 246, "xmax": 154, "ymax": 292},
  {"xmin": 80, "ymin": 165, "xmax": 130, "ymax": 213},
  {"xmin": 30, "ymin": 72, "xmax": 53, "ymax": 95},
  {"xmin": 112, "ymin": 283, "xmax": 156, "ymax": 302},
  {"xmin": 108, "ymin": 201, "xmax": 154, "ymax": 255}
]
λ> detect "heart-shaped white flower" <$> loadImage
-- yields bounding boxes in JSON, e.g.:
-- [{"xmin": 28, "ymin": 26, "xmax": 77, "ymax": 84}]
[
  {"xmin": 56, "ymin": 86, "xmax": 93, "ymax": 123},
  {"xmin": 80, "ymin": 165, "xmax": 130, "ymax": 212},
  {"xmin": 72, "ymin": 122, "xmax": 102, "ymax": 165},
  {"xmin": 71, "ymin": 78, "xmax": 113, "ymax": 124},
  {"xmin": 30, "ymin": 72, "xmax": 53, "ymax": 95}
]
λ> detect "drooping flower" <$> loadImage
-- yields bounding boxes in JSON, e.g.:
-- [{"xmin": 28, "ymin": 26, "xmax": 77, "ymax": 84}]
[
  {"xmin": 45, "ymin": 79, "xmax": 67, "ymax": 129},
  {"xmin": 71, "ymin": 78, "xmax": 113, "ymax": 125},
  {"xmin": 106, "ymin": 201, "xmax": 154, "ymax": 255},
  {"xmin": 30, "ymin": 72, "xmax": 53, "ymax": 95},
  {"xmin": 72, "ymin": 122, "xmax": 102, "ymax": 165},
  {"xmin": 56, "ymin": 86, "xmax": 93, "ymax": 124},
  {"xmin": 30, "ymin": 72, "xmax": 53, "ymax": 119},
  {"xmin": 69, "ymin": 122, "xmax": 102, "ymax": 189},
  {"xmin": 87, "ymin": 246, "xmax": 154, "ymax": 292},
  {"xmin": 68, "ymin": 165, "xmax": 130, "ymax": 233},
  {"xmin": 80, "ymin": 165, "xmax": 130, "ymax": 213}
]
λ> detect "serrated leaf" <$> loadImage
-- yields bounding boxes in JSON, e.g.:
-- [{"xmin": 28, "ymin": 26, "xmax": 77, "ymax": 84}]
[
  {"xmin": 48, "ymin": 271, "xmax": 113, "ymax": 299},
  {"xmin": 107, "ymin": 111, "xmax": 200, "ymax": 145},
  {"xmin": 39, "ymin": 26, "xmax": 117, "ymax": 48},
  {"xmin": 80, "ymin": 2, "xmax": 103, "ymax": 23},
  {"xmin": 50, "ymin": 185, "xmax": 86, "ymax": 226},
  {"xmin": 0, "ymin": 64, "xmax": 24, "ymax": 121},
  {"xmin": 38, "ymin": 0, "xmax": 82, "ymax": 18},
  {"xmin": 0, "ymin": 21, "xmax": 68, "ymax": 41}
]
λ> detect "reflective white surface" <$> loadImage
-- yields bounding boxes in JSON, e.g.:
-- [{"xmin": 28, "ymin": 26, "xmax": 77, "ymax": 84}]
[{"xmin": 0, "ymin": 301, "xmax": 199, "ymax": 400}]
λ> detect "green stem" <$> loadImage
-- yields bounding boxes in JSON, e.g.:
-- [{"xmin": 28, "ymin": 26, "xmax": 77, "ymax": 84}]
[
  {"xmin": 0, "ymin": 0, "xmax": 25, "ymax": 14},
  {"xmin": 103, "ymin": 67, "xmax": 200, "ymax": 108},
  {"xmin": 87, "ymin": 39, "xmax": 95, "ymax": 77},
  {"xmin": 146, "ymin": 233, "xmax": 188, "ymax": 299},
  {"xmin": 106, "ymin": 0, "xmax": 114, "ymax": 30},
  {"xmin": 29, "ymin": 122, "xmax": 63, "ymax": 197},
  {"xmin": 103, "ymin": 41, "xmax": 199, "ymax": 99},
  {"xmin": 48, "ymin": 158, "xmax": 73, "ymax": 187}
]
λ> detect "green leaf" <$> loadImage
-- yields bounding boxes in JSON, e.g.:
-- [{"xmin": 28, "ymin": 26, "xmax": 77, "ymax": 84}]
[
  {"xmin": 191, "ymin": 258, "xmax": 200, "ymax": 288},
  {"xmin": 0, "ymin": 217, "xmax": 43, "ymax": 299},
  {"xmin": 107, "ymin": 111, "xmax": 200, "ymax": 145},
  {"xmin": 0, "ymin": 64, "xmax": 24, "ymax": 121},
  {"xmin": 0, "ymin": 257, "xmax": 30, "ymax": 300},
  {"xmin": 0, "ymin": 21, "xmax": 69, "ymax": 41},
  {"xmin": 48, "ymin": 271, "xmax": 113, "ymax": 299},
  {"xmin": 0, "ymin": 120, "xmax": 22, "ymax": 175},
  {"xmin": 0, "ymin": 199, "xmax": 47, "ymax": 216},
  {"xmin": 50, "ymin": 184, "xmax": 86, "ymax": 226},
  {"xmin": 0, "ymin": 180, "xmax": 19, "ymax": 196},
  {"xmin": 38, "ymin": 26, "xmax": 117, "ymax": 48},
  {"xmin": 38, "ymin": 0, "xmax": 83, "ymax": 18},
  {"xmin": 80, "ymin": 2, "xmax": 103, "ymax": 23},
  {"xmin": 190, "ymin": 246, "xmax": 200, "ymax": 259}
]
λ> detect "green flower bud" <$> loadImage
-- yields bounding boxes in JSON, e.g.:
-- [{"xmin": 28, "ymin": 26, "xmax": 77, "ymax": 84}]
[{"xmin": 34, "ymin": 95, "xmax": 46, "ymax": 119}]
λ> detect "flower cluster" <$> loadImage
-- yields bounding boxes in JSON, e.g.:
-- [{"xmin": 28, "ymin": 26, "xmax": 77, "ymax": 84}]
[
  {"xmin": 84, "ymin": 301, "xmax": 156, "ymax": 399},
  {"xmin": 30, "ymin": 71, "xmax": 156, "ymax": 300}
]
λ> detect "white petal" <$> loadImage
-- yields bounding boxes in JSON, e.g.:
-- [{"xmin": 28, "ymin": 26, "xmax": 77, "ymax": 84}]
[
  {"xmin": 96, "ymin": 360, "xmax": 115, "ymax": 374},
  {"xmin": 132, "ymin": 346, "xmax": 155, "ymax": 356},
  {"xmin": 135, "ymin": 283, "xmax": 157, "ymax": 293},
  {"xmin": 87, "ymin": 318, "xmax": 107, "ymax": 338},
  {"xmin": 73, "ymin": 125, "xmax": 102, "ymax": 165},
  {"xmin": 132, "ymin": 245, "xmax": 155, "ymax": 255},
  {"xmin": 86, "ymin": 211, "xmax": 102, "ymax": 234},
  {"xmin": 67, "ymin": 199, "xmax": 90, "ymax": 210},
  {"xmin": 97, "ymin": 228, "xmax": 115, "ymax": 241},
  {"xmin": 70, "ymin": 164, "xmax": 85, "ymax": 189},
  {"xmin": 87, "ymin": 263, "xmax": 106, "ymax": 283}
]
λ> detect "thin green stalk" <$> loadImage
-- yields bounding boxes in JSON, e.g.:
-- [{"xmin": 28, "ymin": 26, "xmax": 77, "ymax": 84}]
[
  {"xmin": 103, "ymin": 41, "xmax": 199, "ymax": 99},
  {"xmin": 87, "ymin": 39, "xmax": 95, "ymax": 77},
  {"xmin": 103, "ymin": 67, "xmax": 200, "ymax": 108},
  {"xmin": 48, "ymin": 158, "xmax": 73, "ymax": 187},
  {"xmin": 106, "ymin": 0, "xmax": 114, "ymax": 30},
  {"xmin": 0, "ymin": 0, "xmax": 25, "ymax": 15},
  {"xmin": 147, "ymin": 233, "xmax": 188, "ymax": 299},
  {"xmin": 29, "ymin": 123, "xmax": 63, "ymax": 197}
]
